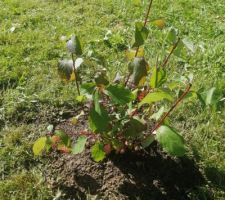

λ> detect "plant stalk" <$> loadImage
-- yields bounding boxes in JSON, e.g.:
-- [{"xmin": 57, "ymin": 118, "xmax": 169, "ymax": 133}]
[
  {"xmin": 150, "ymin": 83, "xmax": 192, "ymax": 135},
  {"xmin": 71, "ymin": 53, "xmax": 81, "ymax": 95},
  {"xmin": 144, "ymin": 0, "xmax": 153, "ymax": 27},
  {"xmin": 161, "ymin": 37, "xmax": 181, "ymax": 68}
]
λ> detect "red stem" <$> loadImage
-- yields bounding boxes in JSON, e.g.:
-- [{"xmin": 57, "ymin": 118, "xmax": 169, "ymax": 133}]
[
  {"xmin": 161, "ymin": 38, "xmax": 181, "ymax": 68},
  {"xmin": 150, "ymin": 83, "xmax": 192, "ymax": 134},
  {"xmin": 144, "ymin": 0, "xmax": 153, "ymax": 27}
]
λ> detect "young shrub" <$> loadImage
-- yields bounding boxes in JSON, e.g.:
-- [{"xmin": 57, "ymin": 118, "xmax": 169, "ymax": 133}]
[{"xmin": 33, "ymin": 0, "xmax": 199, "ymax": 162}]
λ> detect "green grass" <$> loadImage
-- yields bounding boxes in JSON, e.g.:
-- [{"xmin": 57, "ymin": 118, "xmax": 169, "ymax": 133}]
[{"xmin": 0, "ymin": 0, "xmax": 225, "ymax": 199}]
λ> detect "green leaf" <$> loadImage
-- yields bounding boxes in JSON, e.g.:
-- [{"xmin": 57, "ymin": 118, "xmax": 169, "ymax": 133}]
[
  {"xmin": 182, "ymin": 90, "xmax": 197, "ymax": 100},
  {"xmin": 141, "ymin": 135, "xmax": 155, "ymax": 148},
  {"xmin": 67, "ymin": 35, "xmax": 82, "ymax": 55},
  {"xmin": 91, "ymin": 142, "xmax": 106, "ymax": 162},
  {"xmin": 133, "ymin": 22, "xmax": 149, "ymax": 47},
  {"xmin": 106, "ymin": 84, "xmax": 135, "ymax": 105},
  {"xmin": 72, "ymin": 136, "xmax": 87, "ymax": 154},
  {"xmin": 166, "ymin": 27, "xmax": 177, "ymax": 45},
  {"xmin": 150, "ymin": 66, "xmax": 167, "ymax": 88},
  {"xmin": 150, "ymin": 106, "xmax": 165, "ymax": 120},
  {"xmin": 173, "ymin": 40, "xmax": 185, "ymax": 58},
  {"xmin": 167, "ymin": 81, "xmax": 181, "ymax": 90},
  {"xmin": 89, "ymin": 106, "xmax": 110, "ymax": 133},
  {"xmin": 156, "ymin": 125, "xmax": 186, "ymax": 157},
  {"xmin": 58, "ymin": 60, "xmax": 76, "ymax": 81},
  {"xmin": 139, "ymin": 90, "xmax": 174, "ymax": 108},
  {"xmin": 128, "ymin": 57, "xmax": 149, "ymax": 86},
  {"xmin": 75, "ymin": 57, "xmax": 84, "ymax": 69},
  {"xmin": 33, "ymin": 137, "xmax": 47, "ymax": 156},
  {"xmin": 197, "ymin": 87, "xmax": 222, "ymax": 108},
  {"xmin": 81, "ymin": 83, "xmax": 96, "ymax": 95},
  {"xmin": 132, "ymin": 0, "xmax": 141, "ymax": 6},
  {"xmin": 205, "ymin": 87, "xmax": 220, "ymax": 106},
  {"xmin": 55, "ymin": 130, "xmax": 70, "ymax": 146},
  {"xmin": 93, "ymin": 90, "xmax": 101, "ymax": 115},
  {"xmin": 124, "ymin": 117, "xmax": 146, "ymax": 138},
  {"xmin": 45, "ymin": 136, "xmax": 53, "ymax": 152},
  {"xmin": 94, "ymin": 72, "xmax": 109, "ymax": 86},
  {"xmin": 76, "ymin": 95, "xmax": 86, "ymax": 103},
  {"xmin": 152, "ymin": 19, "xmax": 166, "ymax": 29},
  {"xmin": 182, "ymin": 38, "xmax": 195, "ymax": 53}
]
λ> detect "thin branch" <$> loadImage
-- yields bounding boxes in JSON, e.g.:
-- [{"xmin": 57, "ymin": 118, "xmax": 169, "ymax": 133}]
[
  {"xmin": 161, "ymin": 37, "xmax": 181, "ymax": 68},
  {"xmin": 71, "ymin": 53, "xmax": 81, "ymax": 95},
  {"xmin": 135, "ymin": 46, "xmax": 140, "ymax": 57},
  {"xmin": 124, "ymin": 73, "xmax": 131, "ymax": 86},
  {"xmin": 144, "ymin": 0, "xmax": 153, "ymax": 27},
  {"xmin": 150, "ymin": 83, "xmax": 192, "ymax": 135}
]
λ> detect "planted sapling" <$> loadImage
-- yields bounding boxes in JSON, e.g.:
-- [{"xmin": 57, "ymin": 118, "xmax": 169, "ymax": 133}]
[{"xmin": 33, "ymin": 0, "xmax": 198, "ymax": 162}]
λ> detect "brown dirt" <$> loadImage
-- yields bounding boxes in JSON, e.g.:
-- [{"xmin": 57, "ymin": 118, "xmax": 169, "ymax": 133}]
[{"xmin": 44, "ymin": 115, "xmax": 205, "ymax": 200}]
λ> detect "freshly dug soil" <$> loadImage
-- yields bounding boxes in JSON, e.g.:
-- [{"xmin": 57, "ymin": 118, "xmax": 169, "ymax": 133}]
[{"xmin": 45, "ymin": 115, "xmax": 204, "ymax": 200}]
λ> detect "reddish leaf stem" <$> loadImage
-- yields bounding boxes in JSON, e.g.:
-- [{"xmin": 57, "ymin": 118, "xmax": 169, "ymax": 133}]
[
  {"xmin": 161, "ymin": 38, "xmax": 181, "ymax": 68},
  {"xmin": 124, "ymin": 73, "xmax": 131, "ymax": 86},
  {"xmin": 150, "ymin": 83, "xmax": 192, "ymax": 135},
  {"xmin": 144, "ymin": 0, "xmax": 153, "ymax": 27}
]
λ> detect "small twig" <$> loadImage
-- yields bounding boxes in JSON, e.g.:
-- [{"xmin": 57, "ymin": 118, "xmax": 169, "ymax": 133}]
[
  {"xmin": 161, "ymin": 37, "xmax": 181, "ymax": 68},
  {"xmin": 155, "ymin": 54, "xmax": 159, "ymax": 68},
  {"xmin": 79, "ymin": 131, "xmax": 97, "ymax": 139},
  {"xmin": 71, "ymin": 53, "xmax": 81, "ymax": 95},
  {"xmin": 150, "ymin": 83, "xmax": 192, "ymax": 135},
  {"xmin": 124, "ymin": 73, "xmax": 131, "ymax": 86},
  {"xmin": 144, "ymin": 0, "xmax": 153, "ymax": 27},
  {"xmin": 134, "ymin": 46, "xmax": 140, "ymax": 57}
]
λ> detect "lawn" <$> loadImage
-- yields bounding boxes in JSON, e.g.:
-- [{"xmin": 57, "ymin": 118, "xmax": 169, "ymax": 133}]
[{"xmin": 0, "ymin": 0, "xmax": 225, "ymax": 199}]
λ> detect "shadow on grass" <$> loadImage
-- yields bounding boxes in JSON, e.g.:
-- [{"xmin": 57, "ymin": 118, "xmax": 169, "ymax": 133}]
[{"xmin": 205, "ymin": 167, "xmax": 225, "ymax": 191}]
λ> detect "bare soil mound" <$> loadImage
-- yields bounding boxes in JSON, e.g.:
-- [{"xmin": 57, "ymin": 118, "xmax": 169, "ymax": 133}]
[{"xmin": 45, "ymin": 117, "xmax": 204, "ymax": 200}]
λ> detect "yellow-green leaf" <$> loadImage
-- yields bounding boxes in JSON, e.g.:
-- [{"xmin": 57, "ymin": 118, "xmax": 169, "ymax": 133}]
[
  {"xmin": 166, "ymin": 27, "xmax": 177, "ymax": 45},
  {"xmin": 72, "ymin": 136, "xmax": 87, "ymax": 154},
  {"xmin": 126, "ymin": 47, "xmax": 144, "ymax": 61},
  {"xmin": 33, "ymin": 137, "xmax": 47, "ymax": 156},
  {"xmin": 76, "ymin": 95, "xmax": 86, "ymax": 103},
  {"xmin": 91, "ymin": 142, "xmax": 106, "ymax": 162},
  {"xmin": 139, "ymin": 90, "xmax": 174, "ymax": 108},
  {"xmin": 152, "ymin": 19, "xmax": 166, "ymax": 29},
  {"xmin": 71, "ymin": 117, "xmax": 78, "ymax": 125},
  {"xmin": 150, "ymin": 66, "xmax": 167, "ymax": 88},
  {"xmin": 156, "ymin": 125, "xmax": 186, "ymax": 157},
  {"xmin": 132, "ymin": 0, "xmax": 141, "ymax": 6}
]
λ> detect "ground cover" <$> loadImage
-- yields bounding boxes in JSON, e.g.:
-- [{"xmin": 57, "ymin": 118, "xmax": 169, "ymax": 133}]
[{"xmin": 0, "ymin": 0, "xmax": 225, "ymax": 199}]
